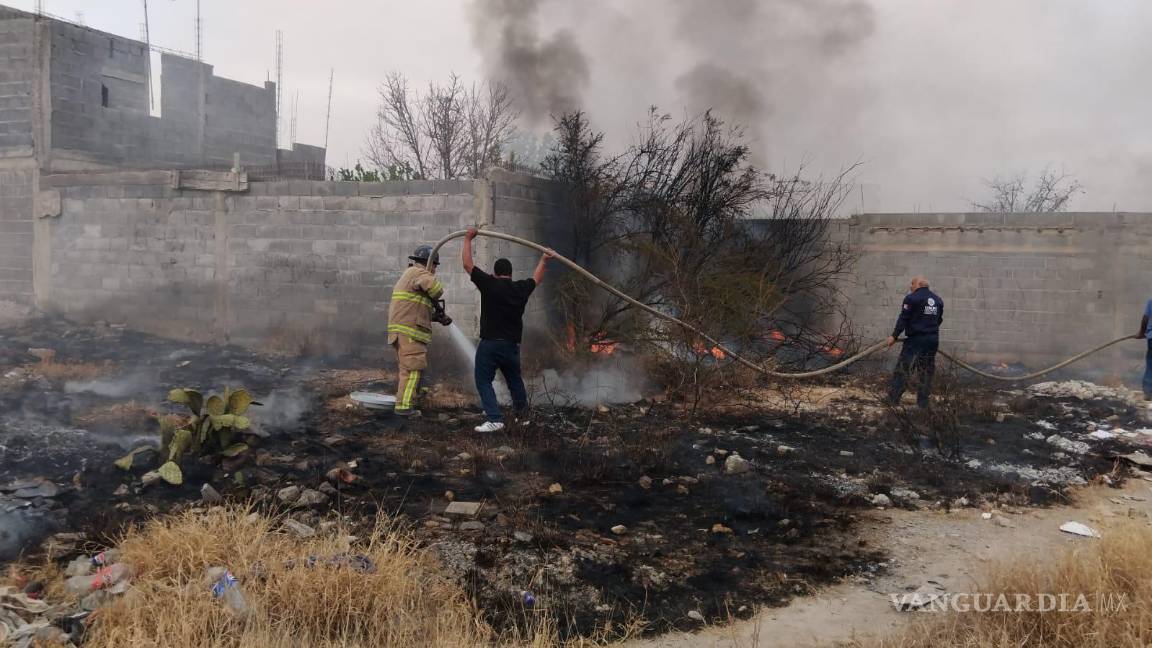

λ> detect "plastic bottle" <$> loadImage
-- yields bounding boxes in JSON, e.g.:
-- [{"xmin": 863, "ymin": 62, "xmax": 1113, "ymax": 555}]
[
  {"xmin": 65, "ymin": 563, "xmax": 131, "ymax": 596},
  {"xmin": 210, "ymin": 569, "xmax": 249, "ymax": 617}
]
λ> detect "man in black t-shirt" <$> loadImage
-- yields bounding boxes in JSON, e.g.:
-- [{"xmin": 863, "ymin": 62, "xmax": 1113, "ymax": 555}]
[{"xmin": 462, "ymin": 227, "xmax": 554, "ymax": 432}]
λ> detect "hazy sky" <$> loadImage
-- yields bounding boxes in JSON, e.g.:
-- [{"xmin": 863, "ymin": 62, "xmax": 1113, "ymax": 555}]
[{"xmin": 10, "ymin": 1, "xmax": 1152, "ymax": 212}]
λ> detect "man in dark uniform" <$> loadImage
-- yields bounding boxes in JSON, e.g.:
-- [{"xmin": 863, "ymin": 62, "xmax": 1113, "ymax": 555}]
[{"xmin": 886, "ymin": 276, "xmax": 944, "ymax": 408}]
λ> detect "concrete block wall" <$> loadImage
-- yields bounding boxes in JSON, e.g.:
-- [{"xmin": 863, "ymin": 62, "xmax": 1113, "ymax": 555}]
[
  {"xmin": 202, "ymin": 76, "xmax": 277, "ymax": 166},
  {"xmin": 841, "ymin": 212, "xmax": 1152, "ymax": 380},
  {"xmin": 29, "ymin": 14, "xmax": 293, "ymax": 170},
  {"xmin": 0, "ymin": 16, "xmax": 33, "ymax": 154},
  {"xmin": 37, "ymin": 171, "xmax": 566, "ymax": 356},
  {"xmin": 468, "ymin": 168, "xmax": 567, "ymax": 341},
  {"xmin": 0, "ymin": 165, "xmax": 34, "ymax": 302}
]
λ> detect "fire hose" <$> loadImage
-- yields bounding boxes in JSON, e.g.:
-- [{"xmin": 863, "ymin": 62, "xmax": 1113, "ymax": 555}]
[{"xmin": 429, "ymin": 230, "xmax": 1137, "ymax": 382}]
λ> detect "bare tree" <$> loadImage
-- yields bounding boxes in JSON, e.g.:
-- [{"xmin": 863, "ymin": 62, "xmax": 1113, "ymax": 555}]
[
  {"xmin": 544, "ymin": 109, "xmax": 856, "ymax": 408},
  {"xmin": 366, "ymin": 72, "xmax": 520, "ymax": 180},
  {"xmin": 972, "ymin": 166, "xmax": 1084, "ymax": 213}
]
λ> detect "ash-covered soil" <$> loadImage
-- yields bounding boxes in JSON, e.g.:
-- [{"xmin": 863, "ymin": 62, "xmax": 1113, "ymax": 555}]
[{"xmin": 1, "ymin": 318, "xmax": 1147, "ymax": 638}]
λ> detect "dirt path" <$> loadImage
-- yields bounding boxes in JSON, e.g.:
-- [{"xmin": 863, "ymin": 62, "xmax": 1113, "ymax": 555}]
[{"xmin": 630, "ymin": 478, "xmax": 1152, "ymax": 648}]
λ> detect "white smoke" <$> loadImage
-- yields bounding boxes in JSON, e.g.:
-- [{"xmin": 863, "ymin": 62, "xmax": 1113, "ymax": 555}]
[{"xmin": 532, "ymin": 355, "xmax": 650, "ymax": 406}]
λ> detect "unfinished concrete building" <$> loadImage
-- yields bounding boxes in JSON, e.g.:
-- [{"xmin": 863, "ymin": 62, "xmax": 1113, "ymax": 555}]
[{"xmin": 0, "ymin": 5, "xmax": 324, "ymax": 305}]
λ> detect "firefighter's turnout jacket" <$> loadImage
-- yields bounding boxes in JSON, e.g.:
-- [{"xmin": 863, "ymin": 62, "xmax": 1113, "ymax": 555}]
[
  {"xmin": 387, "ymin": 265, "xmax": 445, "ymax": 345},
  {"xmin": 387, "ymin": 265, "xmax": 445, "ymax": 412}
]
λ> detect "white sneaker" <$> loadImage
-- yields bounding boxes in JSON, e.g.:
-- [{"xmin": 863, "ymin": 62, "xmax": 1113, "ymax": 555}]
[{"xmin": 474, "ymin": 421, "xmax": 505, "ymax": 433}]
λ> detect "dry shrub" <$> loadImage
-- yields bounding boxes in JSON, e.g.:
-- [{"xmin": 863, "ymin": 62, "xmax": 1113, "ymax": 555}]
[
  {"xmin": 867, "ymin": 521, "xmax": 1152, "ymax": 648},
  {"xmin": 82, "ymin": 507, "xmax": 493, "ymax": 648}
]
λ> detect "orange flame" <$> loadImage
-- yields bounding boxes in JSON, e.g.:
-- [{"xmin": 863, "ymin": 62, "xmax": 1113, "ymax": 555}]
[
  {"xmin": 710, "ymin": 346, "xmax": 726, "ymax": 360},
  {"xmin": 821, "ymin": 345, "xmax": 844, "ymax": 358},
  {"xmin": 768, "ymin": 330, "xmax": 786, "ymax": 342},
  {"xmin": 591, "ymin": 340, "xmax": 617, "ymax": 355}
]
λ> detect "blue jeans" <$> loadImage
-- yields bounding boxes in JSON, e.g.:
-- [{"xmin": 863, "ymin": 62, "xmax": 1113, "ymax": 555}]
[
  {"xmin": 888, "ymin": 334, "xmax": 939, "ymax": 408},
  {"xmin": 475, "ymin": 339, "xmax": 528, "ymax": 422},
  {"xmin": 1144, "ymin": 339, "xmax": 1152, "ymax": 397}
]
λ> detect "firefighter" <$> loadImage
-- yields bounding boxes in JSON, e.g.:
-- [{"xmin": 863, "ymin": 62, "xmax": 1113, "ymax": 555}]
[
  {"xmin": 387, "ymin": 245, "xmax": 445, "ymax": 417},
  {"xmin": 886, "ymin": 276, "xmax": 944, "ymax": 408}
]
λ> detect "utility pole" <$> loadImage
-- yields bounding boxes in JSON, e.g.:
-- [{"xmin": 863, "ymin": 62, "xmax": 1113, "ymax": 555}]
[
  {"xmin": 274, "ymin": 30, "xmax": 283, "ymax": 149},
  {"xmin": 290, "ymin": 91, "xmax": 298, "ymax": 147},
  {"xmin": 142, "ymin": 1, "xmax": 153, "ymax": 111},
  {"xmin": 323, "ymin": 69, "xmax": 334, "ymax": 152},
  {"xmin": 34, "ymin": 0, "xmax": 42, "ymax": 15}
]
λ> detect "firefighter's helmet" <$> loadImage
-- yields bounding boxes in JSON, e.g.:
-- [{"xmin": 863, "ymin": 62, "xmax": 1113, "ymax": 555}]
[{"xmin": 408, "ymin": 245, "xmax": 440, "ymax": 266}]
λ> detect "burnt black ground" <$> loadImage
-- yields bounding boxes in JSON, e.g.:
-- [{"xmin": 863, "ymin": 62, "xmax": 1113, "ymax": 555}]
[{"xmin": 0, "ymin": 317, "xmax": 1140, "ymax": 638}]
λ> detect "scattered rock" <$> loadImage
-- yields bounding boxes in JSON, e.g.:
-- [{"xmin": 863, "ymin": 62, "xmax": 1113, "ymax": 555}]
[
  {"xmin": 776, "ymin": 445, "xmax": 796, "ymax": 455},
  {"xmin": 140, "ymin": 471, "xmax": 161, "ymax": 487},
  {"xmin": 610, "ymin": 525, "xmax": 627, "ymax": 535},
  {"xmin": 711, "ymin": 523, "xmax": 733, "ymax": 535},
  {"xmin": 893, "ymin": 580, "xmax": 947, "ymax": 611},
  {"xmin": 548, "ymin": 483, "xmax": 564, "ymax": 495},
  {"xmin": 277, "ymin": 486, "xmax": 302, "ymax": 503},
  {"xmin": 638, "ymin": 476, "xmax": 652, "ymax": 490},
  {"xmin": 597, "ymin": 404, "xmax": 611, "ymax": 414},
  {"xmin": 318, "ymin": 482, "xmax": 339, "ymax": 496},
  {"xmin": 326, "ymin": 467, "xmax": 359, "ymax": 484},
  {"xmin": 706, "ymin": 455, "xmax": 716, "ymax": 465},
  {"xmin": 453, "ymin": 452, "xmax": 473, "ymax": 462},
  {"xmin": 981, "ymin": 512, "xmax": 992, "ymax": 520},
  {"xmin": 676, "ymin": 485, "xmax": 690, "ymax": 496},
  {"xmin": 445, "ymin": 501, "xmax": 482, "ymax": 517},
  {"xmin": 871, "ymin": 494, "xmax": 892, "ymax": 507},
  {"xmin": 724, "ymin": 454, "xmax": 751, "ymax": 475},
  {"xmin": 113, "ymin": 484, "xmax": 130, "ymax": 497},
  {"xmin": 890, "ymin": 488, "xmax": 919, "ymax": 502},
  {"xmin": 839, "ymin": 450, "xmax": 855, "ymax": 457},
  {"xmin": 297, "ymin": 489, "xmax": 330, "ymax": 507},
  {"xmin": 283, "ymin": 519, "xmax": 316, "ymax": 538},
  {"xmin": 1046, "ymin": 434, "xmax": 1090, "ymax": 455},
  {"xmin": 1059, "ymin": 521, "xmax": 1100, "ymax": 538},
  {"xmin": 687, "ymin": 610, "xmax": 705, "ymax": 623},
  {"xmin": 444, "ymin": 490, "xmax": 455, "ymax": 501},
  {"xmin": 513, "ymin": 531, "xmax": 533, "ymax": 543},
  {"xmin": 11, "ymin": 480, "xmax": 60, "ymax": 499},
  {"xmin": 713, "ymin": 449, "xmax": 729, "ymax": 457},
  {"xmin": 200, "ymin": 484, "xmax": 223, "ymax": 504},
  {"xmin": 994, "ymin": 515, "xmax": 1015, "ymax": 528},
  {"xmin": 459, "ymin": 521, "xmax": 485, "ymax": 532}
]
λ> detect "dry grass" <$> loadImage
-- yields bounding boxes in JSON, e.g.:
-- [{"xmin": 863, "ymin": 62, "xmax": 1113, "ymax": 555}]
[
  {"xmin": 71, "ymin": 401, "xmax": 156, "ymax": 430},
  {"xmin": 12, "ymin": 507, "xmax": 507, "ymax": 648},
  {"xmin": 1, "ymin": 507, "xmax": 625, "ymax": 647},
  {"xmin": 28, "ymin": 359, "xmax": 112, "ymax": 382},
  {"xmin": 865, "ymin": 521, "xmax": 1152, "ymax": 648}
]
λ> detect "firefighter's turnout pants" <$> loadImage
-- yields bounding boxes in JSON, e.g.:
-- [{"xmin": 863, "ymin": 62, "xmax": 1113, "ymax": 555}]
[{"xmin": 389, "ymin": 331, "xmax": 427, "ymax": 412}]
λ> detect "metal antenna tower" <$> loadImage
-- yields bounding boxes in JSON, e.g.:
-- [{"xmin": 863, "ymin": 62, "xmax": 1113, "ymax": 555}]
[
  {"xmin": 323, "ymin": 69, "xmax": 334, "ymax": 152},
  {"xmin": 195, "ymin": 0, "xmax": 202, "ymax": 61},
  {"xmin": 34, "ymin": 0, "xmax": 42, "ymax": 15},
  {"xmin": 275, "ymin": 30, "xmax": 283, "ymax": 148}
]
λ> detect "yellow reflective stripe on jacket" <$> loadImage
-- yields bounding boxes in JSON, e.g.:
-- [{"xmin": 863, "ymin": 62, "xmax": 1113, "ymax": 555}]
[
  {"xmin": 387, "ymin": 323, "xmax": 432, "ymax": 343},
  {"xmin": 427, "ymin": 280, "xmax": 444, "ymax": 299},
  {"xmin": 391, "ymin": 290, "xmax": 434, "ymax": 309}
]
